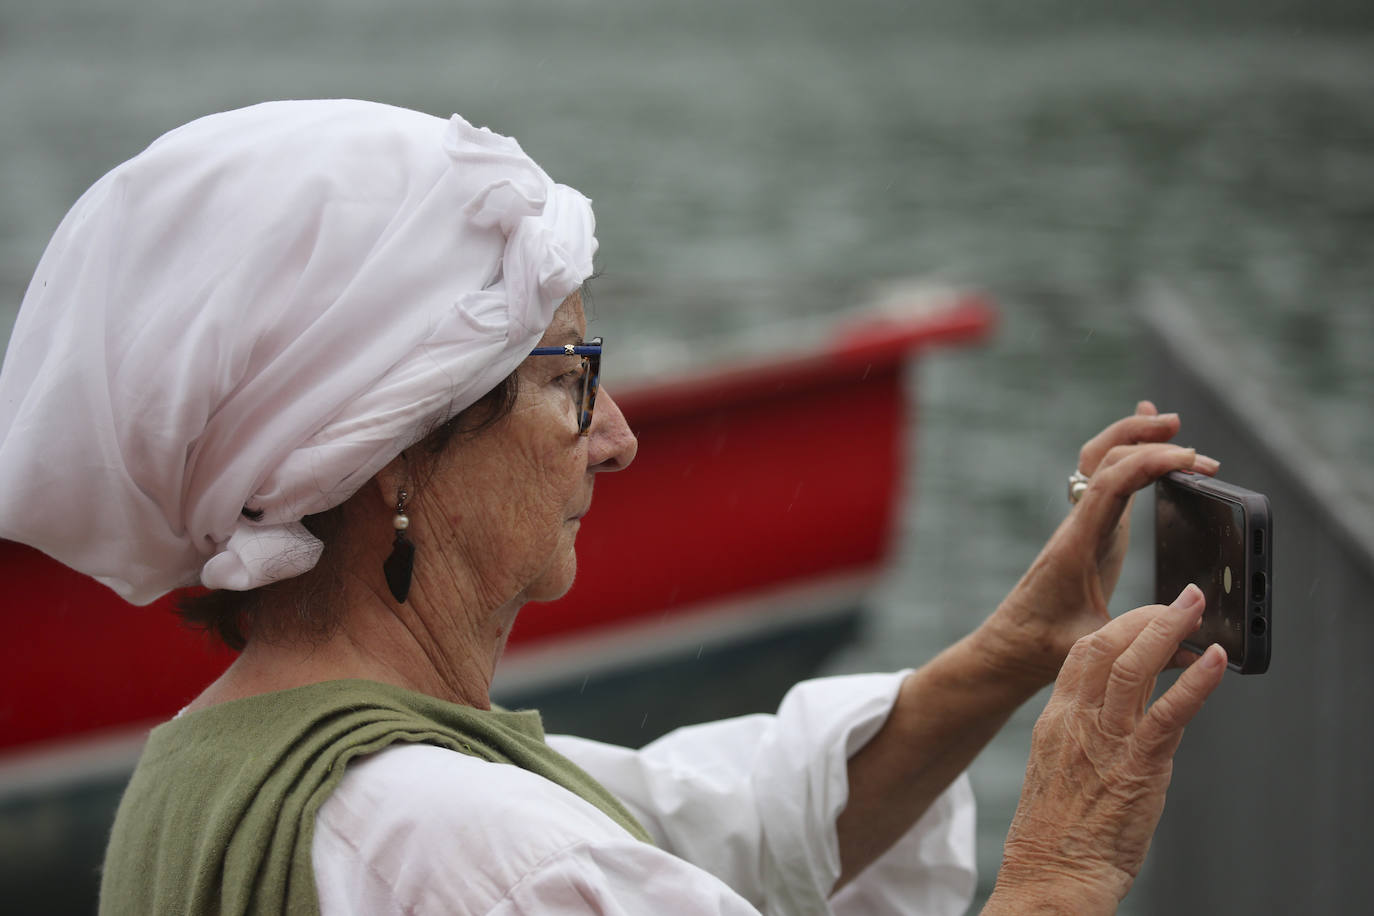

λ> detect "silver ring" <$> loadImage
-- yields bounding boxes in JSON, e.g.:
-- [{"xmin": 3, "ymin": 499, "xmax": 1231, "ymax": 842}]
[{"xmin": 1068, "ymin": 469, "xmax": 1091, "ymax": 505}]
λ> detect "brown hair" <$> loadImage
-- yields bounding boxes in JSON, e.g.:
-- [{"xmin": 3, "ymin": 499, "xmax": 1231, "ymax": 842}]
[{"xmin": 177, "ymin": 373, "xmax": 519, "ymax": 650}]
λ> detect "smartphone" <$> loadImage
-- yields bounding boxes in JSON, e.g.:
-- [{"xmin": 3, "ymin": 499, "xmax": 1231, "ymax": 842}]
[{"xmin": 1154, "ymin": 470, "xmax": 1271, "ymax": 674}]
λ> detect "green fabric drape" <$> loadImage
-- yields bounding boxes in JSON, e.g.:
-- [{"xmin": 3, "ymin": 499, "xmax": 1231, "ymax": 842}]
[{"xmin": 100, "ymin": 679, "xmax": 652, "ymax": 915}]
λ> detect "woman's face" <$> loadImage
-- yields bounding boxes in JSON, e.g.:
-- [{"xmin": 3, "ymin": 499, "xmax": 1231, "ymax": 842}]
[{"xmin": 423, "ymin": 292, "xmax": 636, "ymax": 607}]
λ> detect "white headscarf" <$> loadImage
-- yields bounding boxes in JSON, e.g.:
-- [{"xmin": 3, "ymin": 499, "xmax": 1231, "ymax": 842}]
[{"xmin": 0, "ymin": 100, "xmax": 597, "ymax": 605}]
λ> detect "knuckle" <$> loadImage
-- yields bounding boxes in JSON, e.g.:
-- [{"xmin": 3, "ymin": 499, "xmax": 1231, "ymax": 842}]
[
  {"xmin": 1096, "ymin": 705, "xmax": 1134, "ymax": 741},
  {"xmin": 1143, "ymin": 690, "xmax": 1194, "ymax": 747},
  {"xmin": 1134, "ymin": 718, "xmax": 1164, "ymax": 752},
  {"xmin": 1091, "ymin": 455, "xmax": 1129, "ymax": 488},
  {"xmin": 1135, "ymin": 716, "xmax": 1171, "ymax": 754},
  {"xmin": 1107, "ymin": 652, "xmax": 1148, "ymax": 691},
  {"xmin": 1146, "ymin": 608, "xmax": 1188, "ymax": 649},
  {"xmin": 1103, "ymin": 443, "xmax": 1132, "ymax": 465},
  {"xmin": 1071, "ymin": 630, "xmax": 1113, "ymax": 663},
  {"xmin": 1148, "ymin": 691, "xmax": 1181, "ymax": 727}
]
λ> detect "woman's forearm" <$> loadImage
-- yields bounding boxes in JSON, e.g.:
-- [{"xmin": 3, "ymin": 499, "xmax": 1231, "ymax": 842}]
[{"xmin": 833, "ymin": 616, "xmax": 1047, "ymax": 890}]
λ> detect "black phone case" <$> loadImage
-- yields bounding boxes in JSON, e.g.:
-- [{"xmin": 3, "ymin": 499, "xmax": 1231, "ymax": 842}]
[{"xmin": 1155, "ymin": 471, "xmax": 1272, "ymax": 674}]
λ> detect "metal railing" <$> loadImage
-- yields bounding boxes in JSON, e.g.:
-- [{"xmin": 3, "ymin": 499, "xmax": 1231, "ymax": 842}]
[{"xmin": 1135, "ymin": 291, "xmax": 1374, "ymax": 915}]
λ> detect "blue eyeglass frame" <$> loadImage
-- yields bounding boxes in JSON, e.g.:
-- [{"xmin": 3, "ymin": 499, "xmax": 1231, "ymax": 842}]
[{"xmin": 527, "ymin": 336, "xmax": 602, "ymax": 436}]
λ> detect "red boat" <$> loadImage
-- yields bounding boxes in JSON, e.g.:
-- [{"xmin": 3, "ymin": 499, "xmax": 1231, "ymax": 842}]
[{"xmin": 0, "ymin": 288, "xmax": 994, "ymax": 909}]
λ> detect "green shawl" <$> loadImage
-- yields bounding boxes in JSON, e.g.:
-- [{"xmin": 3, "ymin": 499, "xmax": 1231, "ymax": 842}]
[{"xmin": 99, "ymin": 679, "xmax": 652, "ymax": 915}]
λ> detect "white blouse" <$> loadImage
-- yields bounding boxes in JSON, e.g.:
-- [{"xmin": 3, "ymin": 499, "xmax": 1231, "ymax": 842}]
[{"xmin": 312, "ymin": 671, "xmax": 977, "ymax": 915}]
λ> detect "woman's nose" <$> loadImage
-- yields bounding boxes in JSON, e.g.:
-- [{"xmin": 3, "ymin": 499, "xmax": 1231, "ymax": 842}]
[{"xmin": 588, "ymin": 389, "xmax": 637, "ymax": 472}]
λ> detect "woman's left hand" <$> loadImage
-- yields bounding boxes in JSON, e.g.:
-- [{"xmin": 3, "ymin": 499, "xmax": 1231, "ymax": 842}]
[{"xmin": 982, "ymin": 401, "xmax": 1219, "ymax": 688}]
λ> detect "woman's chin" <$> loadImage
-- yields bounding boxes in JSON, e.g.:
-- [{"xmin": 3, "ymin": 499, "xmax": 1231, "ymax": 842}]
[{"xmin": 523, "ymin": 551, "xmax": 578, "ymax": 605}]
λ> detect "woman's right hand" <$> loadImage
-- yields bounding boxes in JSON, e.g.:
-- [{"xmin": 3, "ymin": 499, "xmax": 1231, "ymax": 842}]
[{"xmin": 983, "ymin": 584, "xmax": 1227, "ymax": 915}]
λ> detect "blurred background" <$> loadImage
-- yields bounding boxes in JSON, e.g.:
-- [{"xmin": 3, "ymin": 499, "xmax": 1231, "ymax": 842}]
[{"xmin": 1, "ymin": 1, "xmax": 1371, "ymax": 913}]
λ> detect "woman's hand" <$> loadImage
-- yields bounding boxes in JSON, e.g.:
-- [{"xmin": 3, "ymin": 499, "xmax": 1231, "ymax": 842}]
[
  {"xmin": 983, "ymin": 401, "xmax": 1219, "ymax": 688},
  {"xmin": 983, "ymin": 585, "xmax": 1227, "ymax": 915}
]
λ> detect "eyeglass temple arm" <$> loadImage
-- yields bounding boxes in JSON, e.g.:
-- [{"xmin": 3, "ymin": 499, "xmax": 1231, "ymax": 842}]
[{"xmin": 529, "ymin": 344, "xmax": 602, "ymax": 357}]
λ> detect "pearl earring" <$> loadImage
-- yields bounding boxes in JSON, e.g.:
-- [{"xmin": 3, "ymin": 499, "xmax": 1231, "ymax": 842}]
[{"xmin": 382, "ymin": 488, "xmax": 415, "ymax": 603}]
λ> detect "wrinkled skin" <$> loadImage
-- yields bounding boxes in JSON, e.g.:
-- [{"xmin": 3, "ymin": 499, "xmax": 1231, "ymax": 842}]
[
  {"xmin": 969, "ymin": 402, "xmax": 1228, "ymax": 912},
  {"xmin": 990, "ymin": 585, "xmax": 1226, "ymax": 913},
  {"xmin": 834, "ymin": 402, "xmax": 1226, "ymax": 904}
]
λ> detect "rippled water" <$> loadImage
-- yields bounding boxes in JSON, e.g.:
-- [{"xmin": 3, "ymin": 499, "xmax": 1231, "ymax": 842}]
[{"xmin": 2, "ymin": 1, "xmax": 1371, "ymax": 910}]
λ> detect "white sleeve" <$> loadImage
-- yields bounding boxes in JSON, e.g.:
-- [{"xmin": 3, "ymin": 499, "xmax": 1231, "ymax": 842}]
[
  {"xmin": 312, "ymin": 744, "xmax": 763, "ymax": 916},
  {"xmin": 546, "ymin": 671, "xmax": 977, "ymax": 916},
  {"xmin": 485, "ymin": 842, "xmax": 759, "ymax": 916}
]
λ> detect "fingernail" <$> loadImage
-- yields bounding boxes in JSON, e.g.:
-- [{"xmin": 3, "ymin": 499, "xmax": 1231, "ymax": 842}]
[
  {"xmin": 1154, "ymin": 412, "xmax": 1179, "ymax": 423},
  {"xmin": 1194, "ymin": 454, "xmax": 1221, "ymax": 473},
  {"xmin": 1173, "ymin": 583, "xmax": 1204, "ymax": 613},
  {"xmin": 1201, "ymin": 644, "xmax": 1226, "ymax": 670}
]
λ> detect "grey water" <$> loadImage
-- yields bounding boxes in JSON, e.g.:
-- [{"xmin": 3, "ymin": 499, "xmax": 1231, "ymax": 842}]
[{"xmin": 2, "ymin": 1, "xmax": 1371, "ymax": 911}]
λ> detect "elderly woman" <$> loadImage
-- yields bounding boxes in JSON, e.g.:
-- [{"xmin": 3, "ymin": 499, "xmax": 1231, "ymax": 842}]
[{"xmin": 0, "ymin": 100, "xmax": 1225, "ymax": 916}]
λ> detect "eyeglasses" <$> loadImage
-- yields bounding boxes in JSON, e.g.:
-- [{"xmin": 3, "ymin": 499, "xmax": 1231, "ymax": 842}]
[{"xmin": 528, "ymin": 336, "xmax": 602, "ymax": 436}]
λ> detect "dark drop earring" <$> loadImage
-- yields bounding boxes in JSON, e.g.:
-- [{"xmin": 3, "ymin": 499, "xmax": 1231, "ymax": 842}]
[{"xmin": 383, "ymin": 488, "xmax": 415, "ymax": 603}]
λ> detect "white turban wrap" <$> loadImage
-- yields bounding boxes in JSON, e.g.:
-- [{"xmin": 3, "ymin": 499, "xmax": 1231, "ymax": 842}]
[{"xmin": 0, "ymin": 100, "xmax": 597, "ymax": 605}]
